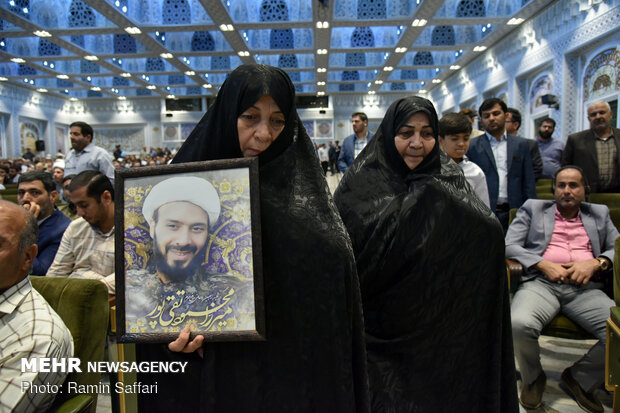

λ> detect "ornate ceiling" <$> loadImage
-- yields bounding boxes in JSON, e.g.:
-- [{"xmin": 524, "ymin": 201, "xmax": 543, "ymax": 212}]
[{"xmin": 0, "ymin": 0, "xmax": 555, "ymax": 101}]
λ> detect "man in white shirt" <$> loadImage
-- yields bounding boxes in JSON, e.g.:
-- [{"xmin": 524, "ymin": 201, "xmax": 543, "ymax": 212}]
[
  {"xmin": 0, "ymin": 200, "xmax": 73, "ymax": 413},
  {"xmin": 64, "ymin": 122, "xmax": 115, "ymax": 183},
  {"xmin": 47, "ymin": 171, "xmax": 115, "ymax": 294},
  {"xmin": 439, "ymin": 113, "xmax": 490, "ymax": 207}
]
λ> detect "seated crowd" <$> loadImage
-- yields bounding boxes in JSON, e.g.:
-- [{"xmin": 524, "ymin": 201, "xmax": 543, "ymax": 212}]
[{"xmin": 0, "ymin": 94, "xmax": 618, "ymax": 413}]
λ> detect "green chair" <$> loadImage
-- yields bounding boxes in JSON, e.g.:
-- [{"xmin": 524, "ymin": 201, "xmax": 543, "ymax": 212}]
[
  {"xmin": 506, "ymin": 212, "xmax": 617, "ymax": 339},
  {"xmin": 590, "ymin": 193, "xmax": 620, "ymax": 208},
  {"xmin": 31, "ymin": 277, "xmax": 109, "ymax": 413},
  {"xmin": 605, "ymin": 237, "xmax": 620, "ymax": 411}
]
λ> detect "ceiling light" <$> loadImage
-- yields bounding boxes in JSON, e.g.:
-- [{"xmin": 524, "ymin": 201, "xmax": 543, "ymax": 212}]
[
  {"xmin": 507, "ymin": 18, "xmax": 524, "ymax": 25},
  {"xmin": 237, "ymin": 51, "xmax": 250, "ymax": 57},
  {"xmin": 36, "ymin": 88, "xmax": 48, "ymax": 92},
  {"xmin": 70, "ymin": 97, "xmax": 78, "ymax": 101},
  {"xmin": 56, "ymin": 74, "xmax": 69, "ymax": 79},
  {"xmin": 0, "ymin": 77, "xmax": 8, "ymax": 81},
  {"xmin": 368, "ymin": 91, "xmax": 375, "ymax": 95},
  {"xmin": 34, "ymin": 30, "xmax": 51, "ymax": 37},
  {"xmin": 316, "ymin": 21, "xmax": 329, "ymax": 29},
  {"xmin": 317, "ymin": 81, "xmax": 326, "ymax": 86},
  {"xmin": 473, "ymin": 46, "xmax": 487, "ymax": 52},
  {"xmin": 120, "ymin": 72, "xmax": 131, "ymax": 78},
  {"xmin": 317, "ymin": 49, "xmax": 327, "ymax": 54},
  {"xmin": 11, "ymin": 58, "xmax": 26, "ymax": 63},
  {"xmin": 450, "ymin": 65, "xmax": 461, "ymax": 70},
  {"xmin": 419, "ymin": 89, "xmax": 427, "ymax": 93},
  {"xmin": 146, "ymin": 85, "xmax": 157, "ymax": 90},
  {"xmin": 374, "ymin": 80, "xmax": 383, "ymax": 84},
  {"xmin": 90, "ymin": 86, "xmax": 101, "ymax": 91},
  {"xmin": 160, "ymin": 53, "xmax": 173, "ymax": 59},
  {"xmin": 411, "ymin": 19, "xmax": 427, "ymax": 27},
  {"xmin": 219, "ymin": 24, "xmax": 234, "ymax": 31},
  {"xmin": 395, "ymin": 47, "xmax": 407, "ymax": 53},
  {"xmin": 184, "ymin": 71, "xmax": 195, "ymax": 76},
  {"xmin": 317, "ymin": 91, "xmax": 325, "ymax": 96},
  {"xmin": 167, "ymin": 94, "xmax": 176, "ymax": 99},
  {"xmin": 432, "ymin": 79, "xmax": 441, "ymax": 83},
  {"xmin": 317, "ymin": 68, "xmax": 326, "ymax": 73},
  {"xmin": 124, "ymin": 27, "xmax": 141, "ymax": 34},
  {"xmin": 118, "ymin": 96, "xmax": 127, "ymax": 100},
  {"xmin": 383, "ymin": 66, "xmax": 393, "ymax": 71},
  {"xmin": 202, "ymin": 84, "xmax": 212, "ymax": 89},
  {"xmin": 84, "ymin": 55, "xmax": 98, "ymax": 61}
]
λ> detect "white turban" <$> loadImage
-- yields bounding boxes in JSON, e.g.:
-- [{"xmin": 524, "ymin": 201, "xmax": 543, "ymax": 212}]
[{"xmin": 142, "ymin": 176, "xmax": 221, "ymax": 228}]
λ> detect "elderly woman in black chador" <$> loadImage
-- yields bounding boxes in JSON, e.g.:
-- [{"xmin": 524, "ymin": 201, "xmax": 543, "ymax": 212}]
[
  {"xmin": 137, "ymin": 64, "xmax": 369, "ymax": 413},
  {"xmin": 334, "ymin": 96, "xmax": 518, "ymax": 412}
]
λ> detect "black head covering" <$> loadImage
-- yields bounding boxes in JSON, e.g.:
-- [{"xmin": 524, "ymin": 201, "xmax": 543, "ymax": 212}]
[
  {"xmin": 141, "ymin": 64, "xmax": 370, "ymax": 413},
  {"xmin": 335, "ymin": 97, "xmax": 517, "ymax": 411},
  {"xmin": 173, "ymin": 64, "xmax": 296, "ymax": 165},
  {"xmin": 381, "ymin": 96, "xmax": 441, "ymax": 178}
]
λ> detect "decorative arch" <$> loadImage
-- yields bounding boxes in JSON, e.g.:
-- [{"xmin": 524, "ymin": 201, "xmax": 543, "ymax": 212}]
[
  {"xmin": 191, "ymin": 31, "xmax": 215, "ymax": 51},
  {"xmin": 583, "ymin": 48, "xmax": 619, "ymax": 101},
  {"xmin": 431, "ymin": 26, "xmax": 455, "ymax": 46},
  {"xmin": 413, "ymin": 52, "xmax": 434, "ymax": 66},
  {"xmin": 39, "ymin": 39, "xmax": 61, "ymax": 56},
  {"xmin": 270, "ymin": 29, "xmax": 294, "ymax": 49},
  {"xmin": 260, "ymin": 0, "xmax": 288, "ymax": 21},
  {"xmin": 456, "ymin": 0, "xmax": 485, "ymax": 17},
  {"xmin": 529, "ymin": 72, "xmax": 552, "ymax": 112},
  {"xmin": 68, "ymin": 0, "xmax": 96, "ymax": 27},
  {"xmin": 113, "ymin": 34, "xmax": 137, "ymax": 54},
  {"xmin": 146, "ymin": 57, "xmax": 165, "ymax": 72}
]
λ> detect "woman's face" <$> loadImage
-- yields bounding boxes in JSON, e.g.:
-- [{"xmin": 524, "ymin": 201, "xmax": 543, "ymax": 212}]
[
  {"xmin": 237, "ymin": 94, "xmax": 286, "ymax": 157},
  {"xmin": 394, "ymin": 112, "xmax": 435, "ymax": 170}
]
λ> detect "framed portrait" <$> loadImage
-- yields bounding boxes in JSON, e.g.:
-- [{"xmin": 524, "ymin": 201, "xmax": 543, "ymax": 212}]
[{"xmin": 114, "ymin": 158, "xmax": 265, "ymax": 343}]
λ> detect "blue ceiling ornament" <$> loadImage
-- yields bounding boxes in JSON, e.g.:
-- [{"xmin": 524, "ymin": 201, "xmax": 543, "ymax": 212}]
[
  {"xmin": 69, "ymin": 0, "xmax": 96, "ymax": 27},
  {"xmin": 191, "ymin": 31, "xmax": 215, "ymax": 51},
  {"xmin": 414, "ymin": 52, "xmax": 434, "ymax": 66},
  {"xmin": 456, "ymin": 0, "xmax": 485, "ymax": 17},
  {"xmin": 357, "ymin": 0, "xmax": 387, "ymax": 19},
  {"xmin": 260, "ymin": 0, "xmax": 289, "ymax": 21},
  {"xmin": 114, "ymin": 34, "xmax": 137, "ymax": 54},
  {"xmin": 162, "ymin": 0, "xmax": 191, "ymax": 25},
  {"xmin": 146, "ymin": 57, "xmax": 165, "ymax": 72},
  {"xmin": 39, "ymin": 39, "xmax": 61, "ymax": 56},
  {"xmin": 432, "ymin": 26, "xmax": 455, "ymax": 46}
]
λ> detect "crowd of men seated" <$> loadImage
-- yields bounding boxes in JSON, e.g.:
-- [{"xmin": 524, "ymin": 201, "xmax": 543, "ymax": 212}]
[{"xmin": 0, "ymin": 101, "xmax": 618, "ymax": 412}]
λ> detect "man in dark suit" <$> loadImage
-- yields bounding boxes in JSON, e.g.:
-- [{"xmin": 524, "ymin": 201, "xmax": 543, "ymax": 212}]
[
  {"xmin": 506, "ymin": 166, "xmax": 618, "ymax": 413},
  {"xmin": 467, "ymin": 98, "xmax": 536, "ymax": 230},
  {"xmin": 17, "ymin": 171, "xmax": 71, "ymax": 275},
  {"xmin": 506, "ymin": 107, "xmax": 543, "ymax": 181},
  {"xmin": 562, "ymin": 100, "xmax": 620, "ymax": 192}
]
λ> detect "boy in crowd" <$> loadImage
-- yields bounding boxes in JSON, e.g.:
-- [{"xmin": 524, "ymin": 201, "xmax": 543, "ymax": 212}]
[{"xmin": 439, "ymin": 113, "xmax": 490, "ymax": 207}]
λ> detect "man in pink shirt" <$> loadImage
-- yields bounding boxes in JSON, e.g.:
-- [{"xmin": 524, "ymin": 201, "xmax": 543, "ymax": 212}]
[{"xmin": 506, "ymin": 165, "xmax": 618, "ymax": 413}]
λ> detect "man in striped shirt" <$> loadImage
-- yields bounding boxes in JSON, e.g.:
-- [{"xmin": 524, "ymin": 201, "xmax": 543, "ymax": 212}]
[{"xmin": 0, "ymin": 200, "xmax": 73, "ymax": 412}]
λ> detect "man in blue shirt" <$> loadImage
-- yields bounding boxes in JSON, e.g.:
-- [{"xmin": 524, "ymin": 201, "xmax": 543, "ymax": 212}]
[
  {"xmin": 338, "ymin": 112, "xmax": 372, "ymax": 174},
  {"xmin": 17, "ymin": 171, "xmax": 71, "ymax": 275},
  {"xmin": 64, "ymin": 121, "xmax": 115, "ymax": 182}
]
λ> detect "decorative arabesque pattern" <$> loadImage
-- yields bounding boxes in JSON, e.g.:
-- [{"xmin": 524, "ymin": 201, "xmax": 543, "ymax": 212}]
[
  {"xmin": 10, "ymin": 0, "xmax": 29, "ymax": 19},
  {"xmin": 260, "ymin": 0, "xmax": 289, "ymax": 21},
  {"xmin": 346, "ymin": 53, "xmax": 366, "ymax": 67},
  {"xmin": 57, "ymin": 79, "xmax": 73, "ymax": 88},
  {"xmin": 211, "ymin": 56, "xmax": 230, "ymax": 70},
  {"xmin": 357, "ymin": 0, "xmax": 387, "ymax": 19},
  {"xmin": 351, "ymin": 27, "xmax": 376, "ymax": 48},
  {"xmin": 87, "ymin": 90, "xmax": 103, "ymax": 97},
  {"xmin": 136, "ymin": 88, "xmax": 152, "ymax": 96},
  {"xmin": 81, "ymin": 61, "xmax": 99, "ymax": 74},
  {"xmin": 162, "ymin": 0, "xmax": 191, "ymax": 25},
  {"xmin": 456, "ymin": 0, "xmax": 486, "ymax": 17},
  {"xmin": 169, "ymin": 75, "xmax": 185, "ymax": 85},
  {"xmin": 18, "ymin": 64, "xmax": 36, "ymax": 76},
  {"xmin": 68, "ymin": 0, "xmax": 96, "ymax": 27},
  {"xmin": 270, "ymin": 29, "xmax": 294, "ymax": 49},
  {"xmin": 146, "ymin": 58, "xmax": 165, "ymax": 72},
  {"xmin": 401, "ymin": 69, "xmax": 418, "ymax": 80},
  {"xmin": 186, "ymin": 87, "xmax": 201, "ymax": 95},
  {"xmin": 113, "ymin": 76, "xmax": 130, "ymax": 87},
  {"xmin": 414, "ymin": 52, "xmax": 434, "ymax": 65},
  {"xmin": 583, "ymin": 48, "xmax": 619, "ymax": 101},
  {"xmin": 191, "ymin": 31, "xmax": 215, "ymax": 51},
  {"xmin": 114, "ymin": 34, "xmax": 137, "ymax": 54},
  {"xmin": 432, "ymin": 26, "xmax": 455, "ymax": 46},
  {"xmin": 38, "ymin": 39, "xmax": 60, "ymax": 56}
]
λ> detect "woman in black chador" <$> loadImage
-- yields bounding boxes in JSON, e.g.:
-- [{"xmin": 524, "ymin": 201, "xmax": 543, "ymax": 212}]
[
  {"xmin": 334, "ymin": 96, "xmax": 518, "ymax": 412},
  {"xmin": 137, "ymin": 64, "xmax": 369, "ymax": 413}
]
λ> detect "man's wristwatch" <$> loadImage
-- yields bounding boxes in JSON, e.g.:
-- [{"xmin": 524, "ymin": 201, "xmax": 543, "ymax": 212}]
[{"xmin": 596, "ymin": 257, "xmax": 609, "ymax": 271}]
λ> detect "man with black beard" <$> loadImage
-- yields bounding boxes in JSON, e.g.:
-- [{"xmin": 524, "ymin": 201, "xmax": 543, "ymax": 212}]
[
  {"xmin": 124, "ymin": 176, "xmax": 255, "ymax": 334},
  {"xmin": 535, "ymin": 118, "xmax": 564, "ymax": 178}
]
